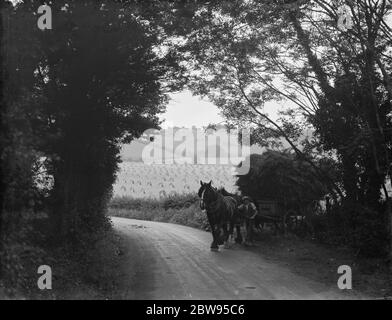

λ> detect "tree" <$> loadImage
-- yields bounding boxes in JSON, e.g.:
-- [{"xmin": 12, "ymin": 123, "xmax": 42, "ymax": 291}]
[
  {"xmin": 1, "ymin": 0, "xmax": 196, "ymax": 291},
  {"xmin": 1, "ymin": 0, "xmax": 186, "ymax": 244},
  {"xmin": 177, "ymin": 0, "xmax": 392, "ymax": 258},
  {"xmin": 1, "ymin": 0, "xmax": 49, "ymax": 284}
]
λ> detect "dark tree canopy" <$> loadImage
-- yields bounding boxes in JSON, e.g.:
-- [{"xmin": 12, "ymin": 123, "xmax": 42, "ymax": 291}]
[
  {"xmin": 236, "ymin": 151, "xmax": 329, "ymax": 205},
  {"xmin": 0, "ymin": 0, "xmax": 187, "ymax": 244}
]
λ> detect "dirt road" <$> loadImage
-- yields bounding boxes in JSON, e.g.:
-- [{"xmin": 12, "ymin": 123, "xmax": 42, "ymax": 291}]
[{"xmin": 112, "ymin": 217, "xmax": 350, "ymax": 299}]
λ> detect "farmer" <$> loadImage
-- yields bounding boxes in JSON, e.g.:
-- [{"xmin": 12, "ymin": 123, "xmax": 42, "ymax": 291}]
[{"xmin": 238, "ymin": 196, "xmax": 258, "ymax": 246}]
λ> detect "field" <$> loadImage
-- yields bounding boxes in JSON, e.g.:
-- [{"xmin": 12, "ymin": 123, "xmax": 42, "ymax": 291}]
[{"xmin": 112, "ymin": 162, "xmax": 238, "ymax": 199}]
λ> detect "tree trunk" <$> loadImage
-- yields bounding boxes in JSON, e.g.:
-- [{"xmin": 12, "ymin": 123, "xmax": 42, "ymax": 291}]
[{"xmin": 388, "ymin": 199, "xmax": 392, "ymax": 272}]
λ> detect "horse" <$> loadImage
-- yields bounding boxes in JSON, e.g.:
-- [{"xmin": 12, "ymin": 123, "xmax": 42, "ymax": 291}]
[
  {"xmin": 198, "ymin": 181, "xmax": 238, "ymax": 251},
  {"xmin": 217, "ymin": 187, "xmax": 244, "ymax": 244}
]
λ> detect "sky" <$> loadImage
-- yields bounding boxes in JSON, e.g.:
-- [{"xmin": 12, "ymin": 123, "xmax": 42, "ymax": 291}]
[
  {"xmin": 161, "ymin": 90, "xmax": 286, "ymax": 129},
  {"xmin": 160, "ymin": 90, "xmax": 224, "ymax": 128},
  {"xmin": 160, "ymin": 10, "xmax": 392, "ymax": 129}
]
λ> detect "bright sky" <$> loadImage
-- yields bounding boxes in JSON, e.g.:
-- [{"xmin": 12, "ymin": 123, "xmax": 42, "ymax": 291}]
[
  {"xmin": 161, "ymin": 90, "xmax": 225, "ymax": 128},
  {"xmin": 161, "ymin": 90, "xmax": 286, "ymax": 129},
  {"xmin": 158, "ymin": 8, "xmax": 392, "ymax": 131}
]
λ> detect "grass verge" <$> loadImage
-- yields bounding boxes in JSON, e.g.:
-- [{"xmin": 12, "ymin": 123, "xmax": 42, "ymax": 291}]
[
  {"xmin": 108, "ymin": 194, "xmax": 209, "ymax": 230},
  {"xmin": 0, "ymin": 219, "xmax": 125, "ymax": 300}
]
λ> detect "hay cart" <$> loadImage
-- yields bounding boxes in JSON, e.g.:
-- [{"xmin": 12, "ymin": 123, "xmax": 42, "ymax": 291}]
[{"xmin": 256, "ymin": 200, "xmax": 301, "ymax": 234}]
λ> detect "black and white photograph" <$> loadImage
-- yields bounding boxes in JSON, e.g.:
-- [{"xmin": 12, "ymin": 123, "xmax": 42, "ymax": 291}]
[{"xmin": 0, "ymin": 0, "xmax": 392, "ymax": 303}]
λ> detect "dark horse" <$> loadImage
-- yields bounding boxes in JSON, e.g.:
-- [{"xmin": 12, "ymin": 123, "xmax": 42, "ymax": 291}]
[
  {"xmin": 198, "ymin": 181, "xmax": 238, "ymax": 251},
  {"xmin": 217, "ymin": 187, "xmax": 244, "ymax": 244}
]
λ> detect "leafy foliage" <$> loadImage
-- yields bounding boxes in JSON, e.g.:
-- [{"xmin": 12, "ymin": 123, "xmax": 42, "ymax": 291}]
[
  {"xmin": 175, "ymin": 0, "xmax": 392, "ymax": 258},
  {"xmin": 0, "ymin": 0, "xmax": 185, "ymax": 292},
  {"xmin": 236, "ymin": 150, "xmax": 329, "ymax": 204}
]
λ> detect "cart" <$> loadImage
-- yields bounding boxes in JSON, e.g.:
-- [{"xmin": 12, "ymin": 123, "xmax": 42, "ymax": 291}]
[{"xmin": 256, "ymin": 200, "xmax": 300, "ymax": 234}]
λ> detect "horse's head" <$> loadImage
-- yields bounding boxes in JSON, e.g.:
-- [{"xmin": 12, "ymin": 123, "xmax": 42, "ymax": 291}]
[
  {"xmin": 197, "ymin": 180, "xmax": 208, "ymax": 199},
  {"xmin": 198, "ymin": 180, "xmax": 217, "ymax": 210}
]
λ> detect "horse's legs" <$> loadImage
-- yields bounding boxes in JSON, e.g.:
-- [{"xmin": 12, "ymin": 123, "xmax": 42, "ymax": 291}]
[
  {"xmin": 235, "ymin": 224, "xmax": 243, "ymax": 243},
  {"xmin": 212, "ymin": 228, "xmax": 219, "ymax": 249},
  {"xmin": 222, "ymin": 223, "xmax": 231, "ymax": 249},
  {"xmin": 216, "ymin": 226, "xmax": 224, "ymax": 245},
  {"xmin": 228, "ymin": 221, "xmax": 233, "ymax": 236},
  {"xmin": 228, "ymin": 220, "xmax": 235, "ymax": 244},
  {"xmin": 209, "ymin": 222, "xmax": 219, "ymax": 250}
]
